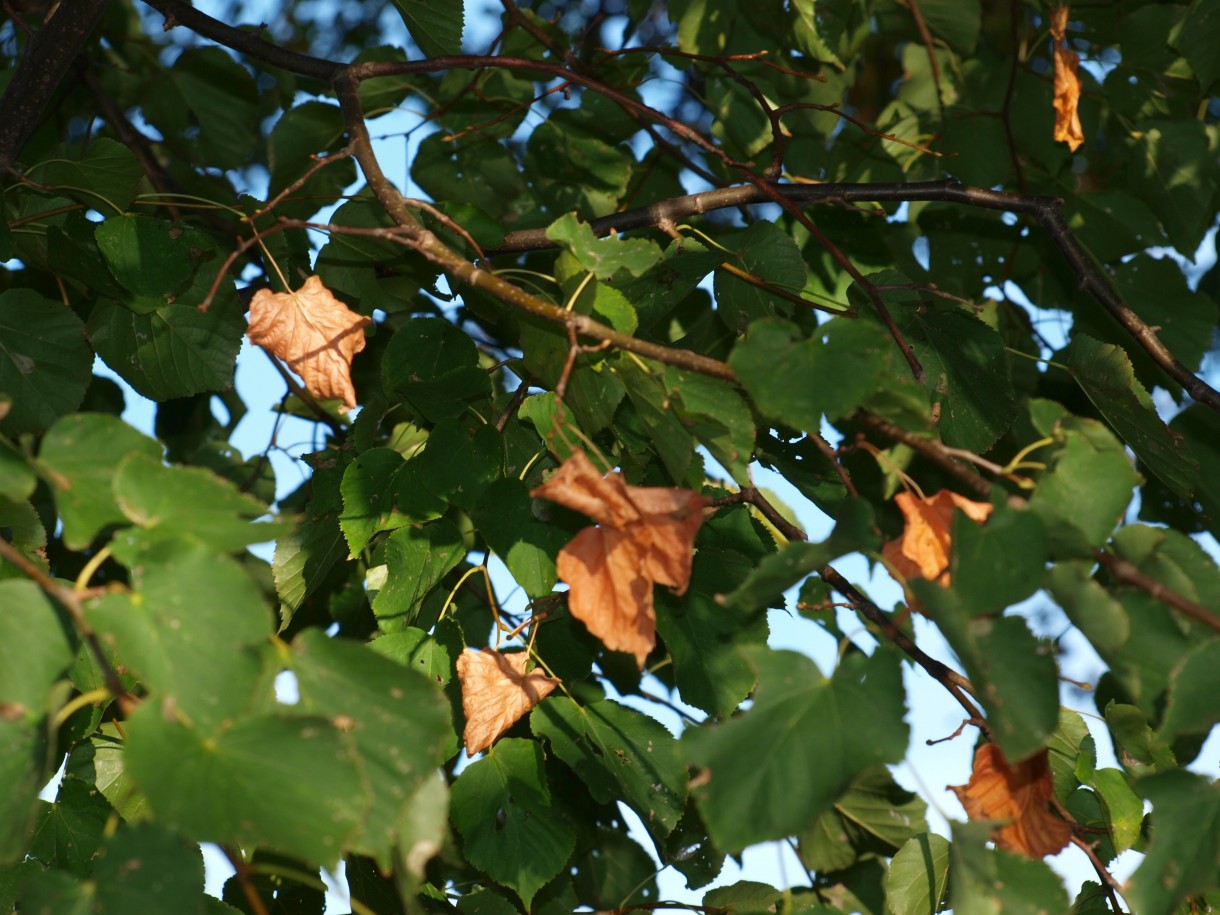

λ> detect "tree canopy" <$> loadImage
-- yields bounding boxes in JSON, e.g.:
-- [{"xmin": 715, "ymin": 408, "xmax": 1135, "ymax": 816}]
[{"xmin": 2, "ymin": 1, "xmax": 1219, "ymax": 913}]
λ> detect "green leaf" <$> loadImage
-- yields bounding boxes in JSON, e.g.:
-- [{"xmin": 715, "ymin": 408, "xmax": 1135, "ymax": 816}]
[
  {"xmin": 916, "ymin": 0, "xmax": 982, "ymax": 54},
  {"xmin": 546, "ymin": 213, "xmax": 664, "ymax": 278},
  {"xmin": 289, "ymin": 630, "xmax": 452, "ymax": 866},
  {"xmin": 714, "ymin": 224, "xmax": 807, "ymax": 332},
  {"xmin": 531, "ymin": 697, "xmax": 687, "ymax": 841},
  {"xmin": 886, "ymin": 833, "xmax": 950, "ymax": 915},
  {"xmin": 1129, "ymin": 121, "xmax": 1214, "ymax": 256},
  {"xmin": 1089, "ymin": 768, "xmax": 1143, "ymax": 855},
  {"xmin": 949, "ymin": 503, "xmax": 1047, "ymax": 615},
  {"xmin": 800, "ymin": 766, "xmax": 928, "ymax": 872},
  {"xmin": 32, "ymin": 138, "xmax": 144, "ymax": 213},
  {"xmin": 0, "ymin": 581, "xmax": 72, "ymax": 860},
  {"xmin": 449, "ymin": 739, "xmax": 576, "ymax": 908},
  {"xmin": 415, "ymin": 419, "xmax": 505, "ymax": 510},
  {"xmin": 525, "ymin": 114, "xmax": 634, "ymax": 217},
  {"xmin": 723, "ymin": 499, "xmax": 876, "ymax": 614},
  {"xmin": 66, "ymin": 723, "xmax": 146, "ymax": 822},
  {"xmin": 1105, "ymin": 703, "xmax": 1177, "ymax": 777},
  {"xmin": 613, "ymin": 359, "xmax": 694, "ymax": 482},
  {"xmin": 683, "ymin": 648, "xmax": 907, "ymax": 852},
  {"xmin": 1172, "ymin": 0, "xmax": 1220, "ymax": 93},
  {"xmin": 272, "ymin": 513, "xmax": 348, "ymax": 632},
  {"xmin": 0, "ymin": 290, "xmax": 92, "ymax": 436},
  {"xmin": 339, "ymin": 447, "xmax": 446, "ymax": 555},
  {"xmin": 949, "ymin": 821, "xmax": 1069, "ymax": 915},
  {"xmin": 655, "ymin": 544, "xmax": 769, "ymax": 718},
  {"xmin": 381, "ymin": 318, "xmax": 492, "ymax": 423},
  {"xmin": 141, "ymin": 48, "xmax": 263, "ymax": 170},
  {"xmin": 37, "ymin": 413, "xmax": 164, "ymax": 549},
  {"xmin": 1126, "ymin": 771, "xmax": 1220, "ymax": 915},
  {"xmin": 88, "ymin": 540, "xmax": 271, "ymax": 730},
  {"xmin": 372, "ymin": 519, "xmax": 466, "ymax": 632},
  {"xmin": 1046, "ymin": 561, "xmax": 1130, "ymax": 657},
  {"xmin": 731, "ymin": 317, "xmax": 891, "ymax": 434},
  {"xmin": 112, "ymin": 452, "xmax": 284, "ymax": 551},
  {"xmin": 29, "ymin": 775, "xmax": 112, "ymax": 876},
  {"xmin": 94, "ymin": 214, "xmax": 192, "ymax": 307},
  {"xmin": 390, "ymin": 0, "xmax": 464, "ymax": 57},
  {"xmin": 662, "ymin": 366, "xmax": 755, "ymax": 485},
  {"xmin": 1064, "ymin": 335, "xmax": 1196, "ymax": 498},
  {"xmin": 570, "ymin": 828, "xmax": 659, "ymax": 908},
  {"xmin": 266, "ymin": 102, "xmax": 357, "ymax": 220},
  {"xmin": 914, "ymin": 584, "xmax": 1059, "ymax": 761},
  {"xmin": 704, "ymin": 881, "xmax": 781, "ymax": 915},
  {"xmin": 87, "ymin": 298, "xmax": 244, "ymax": 402},
  {"xmin": 125, "ymin": 704, "xmax": 365, "ymax": 866},
  {"xmin": 1157, "ymin": 639, "xmax": 1220, "ymax": 744},
  {"xmin": 471, "ymin": 479, "xmax": 566, "ymax": 599},
  {"xmin": 1028, "ymin": 410, "xmax": 1139, "ymax": 556},
  {"xmin": 0, "ymin": 437, "xmax": 35, "ymax": 502},
  {"xmin": 898, "ymin": 305, "xmax": 1017, "ymax": 453}
]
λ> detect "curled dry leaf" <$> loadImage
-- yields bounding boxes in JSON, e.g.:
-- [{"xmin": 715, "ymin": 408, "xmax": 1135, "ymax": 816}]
[
  {"xmin": 882, "ymin": 489, "xmax": 993, "ymax": 589},
  {"xmin": 531, "ymin": 450, "xmax": 707, "ymax": 668},
  {"xmin": 456, "ymin": 648, "xmax": 560, "ymax": 756},
  {"xmin": 246, "ymin": 274, "xmax": 372, "ymax": 412},
  {"xmin": 1050, "ymin": 6, "xmax": 1084, "ymax": 152},
  {"xmin": 950, "ymin": 743, "xmax": 1073, "ymax": 858}
]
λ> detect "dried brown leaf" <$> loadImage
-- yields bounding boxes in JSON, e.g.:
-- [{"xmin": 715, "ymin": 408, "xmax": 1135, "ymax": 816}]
[
  {"xmin": 950, "ymin": 743, "xmax": 1073, "ymax": 858},
  {"xmin": 456, "ymin": 649, "xmax": 559, "ymax": 756},
  {"xmin": 531, "ymin": 450, "xmax": 707, "ymax": 668},
  {"xmin": 882, "ymin": 490, "xmax": 993, "ymax": 587},
  {"xmin": 1050, "ymin": 6, "xmax": 1084, "ymax": 152},
  {"xmin": 246, "ymin": 275, "xmax": 372, "ymax": 412}
]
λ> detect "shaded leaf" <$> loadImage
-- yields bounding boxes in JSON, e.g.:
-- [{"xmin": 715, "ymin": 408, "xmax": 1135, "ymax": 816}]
[{"xmin": 0, "ymin": 290, "xmax": 92, "ymax": 436}]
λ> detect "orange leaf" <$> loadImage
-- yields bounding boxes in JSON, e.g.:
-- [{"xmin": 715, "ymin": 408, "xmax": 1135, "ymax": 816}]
[
  {"xmin": 950, "ymin": 743, "xmax": 1073, "ymax": 858},
  {"xmin": 246, "ymin": 275, "xmax": 372, "ymax": 412},
  {"xmin": 882, "ymin": 490, "xmax": 993, "ymax": 587},
  {"xmin": 1050, "ymin": 6, "xmax": 1084, "ymax": 152},
  {"xmin": 456, "ymin": 649, "xmax": 559, "ymax": 756},
  {"xmin": 531, "ymin": 451, "xmax": 707, "ymax": 668}
]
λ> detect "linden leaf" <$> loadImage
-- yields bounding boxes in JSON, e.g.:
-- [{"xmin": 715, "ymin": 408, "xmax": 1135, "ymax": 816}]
[
  {"xmin": 246, "ymin": 275, "xmax": 372, "ymax": 412},
  {"xmin": 950, "ymin": 743, "xmax": 1073, "ymax": 858},
  {"xmin": 531, "ymin": 450, "xmax": 706, "ymax": 668},
  {"xmin": 456, "ymin": 649, "xmax": 560, "ymax": 756},
  {"xmin": 1050, "ymin": 6, "xmax": 1084, "ymax": 152},
  {"xmin": 882, "ymin": 490, "xmax": 993, "ymax": 586}
]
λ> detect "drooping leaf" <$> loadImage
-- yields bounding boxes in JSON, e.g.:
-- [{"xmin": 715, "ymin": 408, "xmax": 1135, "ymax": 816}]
[
  {"xmin": 949, "ymin": 821, "xmax": 1070, "ymax": 915},
  {"xmin": 247, "ymin": 276, "xmax": 372, "ymax": 412},
  {"xmin": 882, "ymin": 490, "xmax": 993, "ymax": 589},
  {"xmin": 1050, "ymin": 8, "xmax": 1085, "ymax": 152},
  {"xmin": 457, "ymin": 649, "xmax": 559, "ymax": 756},
  {"xmin": 950, "ymin": 744, "xmax": 1072, "ymax": 858},
  {"xmin": 531, "ymin": 450, "xmax": 707, "ymax": 667}
]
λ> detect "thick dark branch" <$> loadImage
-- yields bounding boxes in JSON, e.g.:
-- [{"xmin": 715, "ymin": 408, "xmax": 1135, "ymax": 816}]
[
  {"xmin": 0, "ymin": 0, "xmax": 111, "ymax": 169},
  {"xmin": 139, "ymin": 0, "xmax": 341, "ymax": 81}
]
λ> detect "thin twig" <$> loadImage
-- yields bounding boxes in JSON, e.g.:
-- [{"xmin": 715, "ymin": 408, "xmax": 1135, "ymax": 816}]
[{"xmin": 1095, "ymin": 549, "xmax": 1220, "ymax": 633}]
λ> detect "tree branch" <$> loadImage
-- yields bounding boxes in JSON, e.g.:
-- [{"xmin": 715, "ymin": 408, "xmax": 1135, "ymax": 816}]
[
  {"xmin": 0, "ymin": 0, "xmax": 112, "ymax": 169},
  {"xmin": 494, "ymin": 178, "xmax": 1220, "ymax": 413}
]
